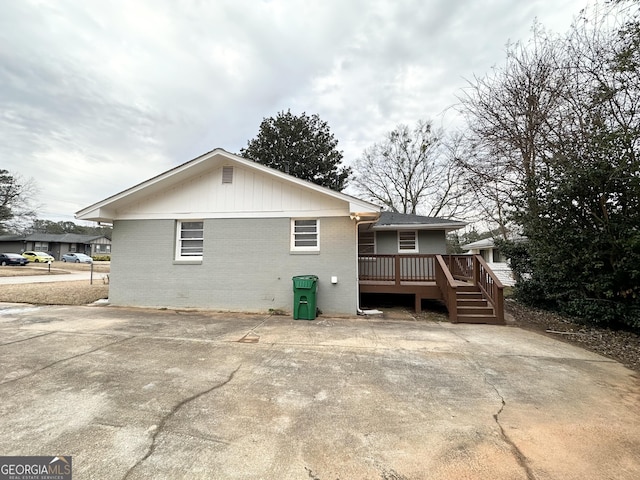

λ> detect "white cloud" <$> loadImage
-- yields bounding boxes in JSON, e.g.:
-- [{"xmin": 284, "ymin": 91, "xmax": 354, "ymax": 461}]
[{"xmin": 0, "ymin": 0, "xmax": 589, "ymax": 222}]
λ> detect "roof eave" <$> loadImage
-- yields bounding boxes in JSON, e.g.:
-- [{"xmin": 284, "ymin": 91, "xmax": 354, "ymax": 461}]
[{"xmin": 373, "ymin": 222, "xmax": 467, "ymax": 232}]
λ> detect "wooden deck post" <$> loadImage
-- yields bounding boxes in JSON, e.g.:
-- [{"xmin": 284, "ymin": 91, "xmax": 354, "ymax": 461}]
[{"xmin": 473, "ymin": 255, "xmax": 480, "ymax": 286}]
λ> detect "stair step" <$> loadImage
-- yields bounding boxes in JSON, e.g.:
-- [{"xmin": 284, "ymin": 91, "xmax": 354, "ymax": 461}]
[
  {"xmin": 456, "ymin": 292, "xmax": 483, "ymax": 299},
  {"xmin": 457, "ymin": 299, "xmax": 488, "ymax": 307},
  {"xmin": 458, "ymin": 306, "xmax": 494, "ymax": 315},
  {"xmin": 456, "ymin": 284, "xmax": 479, "ymax": 292},
  {"xmin": 456, "ymin": 314, "xmax": 503, "ymax": 325}
]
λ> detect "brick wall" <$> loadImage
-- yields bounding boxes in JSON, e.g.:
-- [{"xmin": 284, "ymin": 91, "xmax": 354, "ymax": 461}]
[{"xmin": 109, "ymin": 217, "xmax": 358, "ymax": 315}]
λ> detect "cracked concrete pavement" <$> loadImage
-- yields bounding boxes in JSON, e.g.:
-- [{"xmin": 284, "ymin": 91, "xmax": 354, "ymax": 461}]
[{"xmin": 0, "ymin": 303, "xmax": 639, "ymax": 479}]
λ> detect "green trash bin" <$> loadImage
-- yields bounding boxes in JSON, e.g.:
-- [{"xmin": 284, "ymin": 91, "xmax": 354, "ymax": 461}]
[{"xmin": 292, "ymin": 275, "xmax": 318, "ymax": 320}]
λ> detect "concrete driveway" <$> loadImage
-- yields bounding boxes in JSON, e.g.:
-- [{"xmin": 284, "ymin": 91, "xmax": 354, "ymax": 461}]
[{"xmin": 0, "ymin": 304, "xmax": 638, "ymax": 479}]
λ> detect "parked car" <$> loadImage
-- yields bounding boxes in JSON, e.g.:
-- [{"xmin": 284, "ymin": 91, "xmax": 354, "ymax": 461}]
[
  {"xmin": 0, "ymin": 253, "xmax": 29, "ymax": 266},
  {"xmin": 61, "ymin": 252, "xmax": 93, "ymax": 264},
  {"xmin": 21, "ymin": 251, "xmax": 55, "ymax": 263}
]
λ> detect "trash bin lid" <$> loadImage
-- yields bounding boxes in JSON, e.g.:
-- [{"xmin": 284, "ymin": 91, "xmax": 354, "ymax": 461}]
[{"xmin": 292, "ymin": 275, "xmax": 318, "ymax": 289}]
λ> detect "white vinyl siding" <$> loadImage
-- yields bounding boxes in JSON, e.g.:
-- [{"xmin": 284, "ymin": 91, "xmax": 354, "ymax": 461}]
[
  {"xmin": 291, "ymin": 219, "xmax": 319, "ymax": 252},
  {"xmin": 176, "ymin": 220, "xmax": 204, "ymax": 260},
  {"xmin": 116, "ymin": 162, "xmax": 350, "ymax": 220},
  {"xmin": 398, "ymin": 230, "xmax": 418, "ymax": 253}
]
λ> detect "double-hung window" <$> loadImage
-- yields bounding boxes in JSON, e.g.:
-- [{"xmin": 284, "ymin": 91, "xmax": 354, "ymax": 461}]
[
  {"xmin": 358, "ymin": 230, "xmax": 375, "ymax": 255},
  {"xmin": 291, "ymin": 219, "xmax": 319, "ymax": 252},
  {"xmin": 176, "ymin": 220, "xmax": 204, "ymax": 261},
  {"xmin": 398, "ymin": 230, "xmax": 418, "ymax": 253}
]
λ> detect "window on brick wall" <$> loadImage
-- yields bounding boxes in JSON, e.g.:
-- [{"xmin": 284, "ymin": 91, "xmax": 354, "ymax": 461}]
[
  {"xmin": 291, "ymin": 219, "xmax": 319, "ymax": 252},
  {"xmin": 176, "ymin": 220, "xmax": 204, "ymax": 260}
]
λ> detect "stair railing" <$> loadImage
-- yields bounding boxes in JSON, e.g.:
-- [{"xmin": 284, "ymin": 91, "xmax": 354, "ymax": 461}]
[
  {"xmin": 435, "ymin": 255, "xmax": 458, "ymax": 323},
  {"xmin": 473, "ymin": 254, "xmax": 505, "ymax": 324}
]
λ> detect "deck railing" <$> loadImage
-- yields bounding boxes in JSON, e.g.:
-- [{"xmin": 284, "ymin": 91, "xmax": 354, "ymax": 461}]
[
  {"xmin": 358, "ymin": 254, "xmax": 436, "ymax": 284},
  {"xmin": 358, "ymin": 253, "xmax": 504, "ymax": 324},
  {"xmin": 447, "ymin": 255, "xmax": 473, "ymax": 281},
  {"xmin": 435, "ymin": 255, "xmax": 458, "ymax": 323},
  {"xmin": 473, "ymin": 254, "xmax": 505, "ymax": 324}
]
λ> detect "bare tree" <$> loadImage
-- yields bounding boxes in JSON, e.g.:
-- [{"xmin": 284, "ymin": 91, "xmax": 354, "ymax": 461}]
[
  {"xmin": 351, "ymin": 120, "xmax": 470, "ymax": 218},
  {"xmin": 457, "ymin": 1, "xmax": 640, "ymax": 327},
  {"xmin": 457, "ymin": 26, "xmax": 570, "ymax": 234},
  {"xmin": 0, "ymin": 170, "xmax": 39, "ymax": 234}
]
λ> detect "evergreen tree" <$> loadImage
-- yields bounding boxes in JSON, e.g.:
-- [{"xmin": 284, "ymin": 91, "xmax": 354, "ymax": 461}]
[{"xmin": 241, "ymin": 111, "xmax": 350, "ymax": 190}]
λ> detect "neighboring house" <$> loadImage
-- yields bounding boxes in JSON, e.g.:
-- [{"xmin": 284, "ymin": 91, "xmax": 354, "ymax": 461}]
[
  {"xmin": 462, "ymin": 237, "xmax": 515, "ymax": 286},
  {"xmin": 0, "ymin": 233, "xmax": 111, "ymax": 260},
  {"xmin": 76, "ymin": 148, "xmax": 505, "ymax": 323}
]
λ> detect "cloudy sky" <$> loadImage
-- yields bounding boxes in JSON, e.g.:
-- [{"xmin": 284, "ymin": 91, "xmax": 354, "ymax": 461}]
[{"xmin": 1, "ymin": 0, "xmax": 589, "ymax": 223}]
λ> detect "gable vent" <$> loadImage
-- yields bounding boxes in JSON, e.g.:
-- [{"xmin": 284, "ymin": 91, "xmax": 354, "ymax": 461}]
[{"xmin": 222, "ymin": 166, "xmax": 233, "ymax": 184}]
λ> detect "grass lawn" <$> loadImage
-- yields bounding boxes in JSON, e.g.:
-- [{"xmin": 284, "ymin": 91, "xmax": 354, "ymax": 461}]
[
  {"xmin": 0, "ymin": 281, "xmax": 109, "ymax": 305},
  {"xmin": 0, "ymin": 261, "xmax": 110, "ymax": 305}
]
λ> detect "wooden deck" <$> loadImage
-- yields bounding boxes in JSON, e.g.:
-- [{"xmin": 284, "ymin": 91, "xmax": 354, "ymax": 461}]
[{"xmin": 359, "ymin": 254, "xmax": 505, "ymax": 324}]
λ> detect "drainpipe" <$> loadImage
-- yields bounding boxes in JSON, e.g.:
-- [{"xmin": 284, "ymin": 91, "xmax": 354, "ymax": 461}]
[{"xmin": 353, "ymin": 215, "xmax": 379, "ymax": 315}]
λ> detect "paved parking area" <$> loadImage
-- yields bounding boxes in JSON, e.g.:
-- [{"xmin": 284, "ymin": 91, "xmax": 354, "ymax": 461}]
[{"xmin": 0, "ymin": 303, "xmax": 639, "ymax": 479}]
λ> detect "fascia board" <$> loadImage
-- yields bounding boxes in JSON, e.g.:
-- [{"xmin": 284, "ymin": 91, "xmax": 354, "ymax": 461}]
[{"xmin": 373, "ymin": 223, "xmax": 467, "ymax": 231}]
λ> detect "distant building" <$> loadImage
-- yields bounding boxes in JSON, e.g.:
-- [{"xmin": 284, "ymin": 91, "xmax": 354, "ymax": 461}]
[
  {"xmin": 462, "ymin": 237, "xmax": 515, "ymax": 286},
  {"xmin": 0, "ymin": 233, "xmax": 111, "ymax": 260}
]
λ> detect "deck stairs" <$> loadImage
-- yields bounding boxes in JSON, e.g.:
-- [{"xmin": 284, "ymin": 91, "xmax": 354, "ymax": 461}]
[{"xmin": 455, "ymin": 283, "xmax": 502, "ymax": 325}]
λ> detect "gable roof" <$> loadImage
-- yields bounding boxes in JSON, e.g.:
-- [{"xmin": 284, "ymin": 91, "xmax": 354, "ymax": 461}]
[
  {"xmin": 76, "ymin": 148, "xmax": 381, "ymax": 223},
  {"xmin": 372, "ymin": 211, "xmax": 466, "ymax": 232}
]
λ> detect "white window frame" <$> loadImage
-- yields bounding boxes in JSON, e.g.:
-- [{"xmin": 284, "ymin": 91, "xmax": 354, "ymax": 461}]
[
  {"xmin": 175, "ymin": 220, "xmax": 204, "ymax": 261},
  {"xmin": 358, "ymin": 230, "xmax": 376, "ymax": 255},
  {"xmin": 95, "ymin": 244, "xmax": 111, "ymax": 254},
  {"xmin": 35, "ymin": 242, "xmax": 49, "ymax": 251},
  {"xmin": 291, "ymin": 219, "xmax": 319, "ymax": 252},
  {"xmin": 398, "ymin": 230, "xmax": 418, "ymax": 253}
]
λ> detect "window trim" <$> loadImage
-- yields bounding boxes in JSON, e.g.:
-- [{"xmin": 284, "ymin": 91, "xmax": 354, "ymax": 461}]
[
  {"xmin": 291, "ymin": 218, "xmax": 320, "ymax": 252},
  {"xmin": 358, "ymin": 230, "xmax": 376, "ymax": 255},
  {"xmin": 175, "ymin": 220, "xmax": 204, "ymax": 261},
  {"xmin": 398, "ymin": 230, "xmax": 418, "ymax": 253},
  {"xmin": 35, "ymin": 242, "xmax": 49, "ymax": 251}
]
